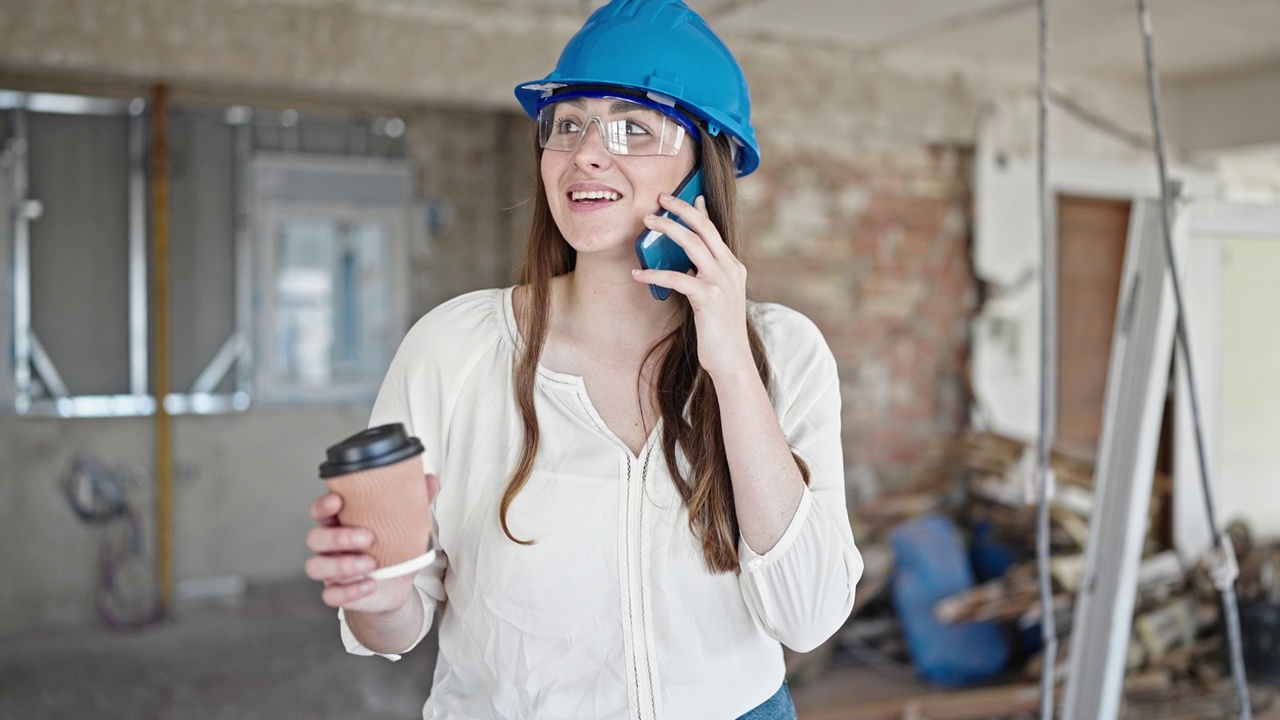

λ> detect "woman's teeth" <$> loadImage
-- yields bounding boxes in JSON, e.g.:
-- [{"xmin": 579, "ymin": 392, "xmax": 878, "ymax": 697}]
[{"xmin": 571, "ymin": 190, "xmax": 620, "ymax": 202}]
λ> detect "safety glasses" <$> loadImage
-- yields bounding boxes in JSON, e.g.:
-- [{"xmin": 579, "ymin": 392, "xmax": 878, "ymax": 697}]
[{"xmin": 536, "ymin": 91, "xmax": 699, "ymax": 158}]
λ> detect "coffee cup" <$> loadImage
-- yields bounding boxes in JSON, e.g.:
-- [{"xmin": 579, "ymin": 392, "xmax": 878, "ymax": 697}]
[{"xmin": 320, "ymin": 423, "xmax": 434, "ymax": 580}]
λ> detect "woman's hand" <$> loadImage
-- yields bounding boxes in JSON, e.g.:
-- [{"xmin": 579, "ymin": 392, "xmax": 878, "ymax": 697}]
[
  {"xmin": 304, "ymin": 474, "xmax": 439, "ymax": 615},
  {"xmin": 631, "ymin": 194, "xmax": 755, "ymax": 380}
]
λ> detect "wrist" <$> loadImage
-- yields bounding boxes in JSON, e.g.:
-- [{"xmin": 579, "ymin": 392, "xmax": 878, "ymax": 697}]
[
  {"xmin": 704, "ymin": 357, "xmax": 760, "ymax": 387},
  {"xmin": 349, "ymin": 596, "xmax": 409, "ymax": 621},
  {"xmin": 348, "ymin": 576, "xmax": 418, "ymax": 620}
]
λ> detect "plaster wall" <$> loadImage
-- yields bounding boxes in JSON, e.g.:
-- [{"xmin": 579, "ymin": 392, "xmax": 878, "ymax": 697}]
[
  {"xmin": 1213, "ymin": 146, "xmax": 1280, "ymax": 201},
  {"xmin": 0, "ymin": 0, "xmax": 988, "ymax": 149},
  {"xmin": 0, "ymin": 409, "xmax": 366, "ymax": 630},
  {"xmin": 0, "ymin": 100, "xmax": 530, "ymax": 635},
  {"xmin": 970, "ymin": 81, "xmax": 1221, "ymax": 444},
  {"xmin": 1219, "ymin": 237, "xmax": 1280, "ymax": 542}
]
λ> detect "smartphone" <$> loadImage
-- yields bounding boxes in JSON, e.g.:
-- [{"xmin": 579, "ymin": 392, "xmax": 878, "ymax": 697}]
[{"xmin": 634, "ymin": 168, "xmax": 704, "ymax": 301}]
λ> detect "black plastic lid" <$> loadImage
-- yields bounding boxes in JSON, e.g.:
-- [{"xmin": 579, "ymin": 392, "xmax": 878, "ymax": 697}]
[{"xmin": 319, "ymin": 423, "xmax": 424, "ymax": 479}]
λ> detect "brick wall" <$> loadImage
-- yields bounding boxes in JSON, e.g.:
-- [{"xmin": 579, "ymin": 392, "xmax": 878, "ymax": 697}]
[{"xmin": 742, "ymin": 145, "xmax": 978, "ymax": 492}]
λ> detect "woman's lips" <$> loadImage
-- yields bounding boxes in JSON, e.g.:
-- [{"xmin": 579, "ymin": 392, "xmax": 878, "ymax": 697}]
[{"xmin": 566, "ymin": 184, "xmax": 624, "ymax": 213}]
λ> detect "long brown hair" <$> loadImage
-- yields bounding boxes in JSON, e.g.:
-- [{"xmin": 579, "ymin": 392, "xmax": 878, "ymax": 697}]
[{"xmin": 503, "ymin": 124, "xmax": 809, "ymax": 573}]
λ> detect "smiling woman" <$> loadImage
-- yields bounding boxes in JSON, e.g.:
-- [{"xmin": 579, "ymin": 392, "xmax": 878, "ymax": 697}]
[
  {"xmin": 303, "ymin": 1, "xmax": 863, "ymax": 718},
  {"xmin": 539, "ymin": 94, "xmax": 696, "ymax": 262}
]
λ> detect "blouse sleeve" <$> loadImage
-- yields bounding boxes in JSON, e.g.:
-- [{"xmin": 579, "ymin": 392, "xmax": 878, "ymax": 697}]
[
  {"xmin": 736, "ymin": 307, "xmax": 864, "ymax": 653},
  {"xmin": 337, "ymin": 554, "xmax": 447, "ymax": 661},
  {"xmin": 335, "ymin": 293, "xmax": 485, "ymax": 660}
]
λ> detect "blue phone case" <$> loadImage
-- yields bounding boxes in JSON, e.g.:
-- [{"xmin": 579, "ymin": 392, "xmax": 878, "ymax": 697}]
[{"xmin": 634, "ymin": 169, "xmax": 704, "ymax": 301}]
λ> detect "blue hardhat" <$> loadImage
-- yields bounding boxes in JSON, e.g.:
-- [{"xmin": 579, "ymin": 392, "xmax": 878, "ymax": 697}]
[{"xmin": 514, "ymin": 0, "xmax": 760, "ymax": 177}]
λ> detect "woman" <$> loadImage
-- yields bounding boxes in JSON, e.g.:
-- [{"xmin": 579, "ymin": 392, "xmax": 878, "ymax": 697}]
[{"xmin": 305, "ymin": 1, "xmax": 862, "ymax": 717}]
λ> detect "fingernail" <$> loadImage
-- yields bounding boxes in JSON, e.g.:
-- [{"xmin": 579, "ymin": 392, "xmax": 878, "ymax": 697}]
[
  {"xmin": 353, "ymin": 531, "xmax": 372, "ymax": 546},
  {"xmin": 360, "ymin": 581, "xmax": 375, "ymax": 593},
  {"xmin": 631, "ymin": 268, "xmax": 642, "ymax": 276},
  {"xmin": 358, "ymin": 557, "xmax": 376, "ymax": 572}
]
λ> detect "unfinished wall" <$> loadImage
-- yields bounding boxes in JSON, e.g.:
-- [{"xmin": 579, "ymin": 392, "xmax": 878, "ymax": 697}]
[
  {"xmin": 742, "ymin": 146, "xmax": 976, "ymax": 491},
  {"xmin": 0, "ymin": 102, "xmax": 531, "ymax": 634},
  {"xmin": 971, "ymin": 83, "xmax": 1222, "ymax": 444},
  {"xmin": 405, "ymin": 108, "xmax": 533, "ymax": 315},
  {"xmin": 0, "ymin": 0, "xmax": 1057, "ymax": 632}
]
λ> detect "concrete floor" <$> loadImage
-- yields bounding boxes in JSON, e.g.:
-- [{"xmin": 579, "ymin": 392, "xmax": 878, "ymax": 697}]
[
  {"xmin": 1, "ymin": 579, "xmax": 1275, "ymax": 719},
  {"xmin": 0, "ymin": 580, "xmax": 437, "ymax": 720}
]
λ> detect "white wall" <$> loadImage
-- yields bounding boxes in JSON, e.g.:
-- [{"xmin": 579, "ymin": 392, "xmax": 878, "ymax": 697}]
[
  {"xmin": 1219, "ymin": 237, "xmax": 1280, "ymax": 541},
  {"xmin": 970, "ymin": 83, "xmax": 1218, "ymax": 443},
  {"xmin": 973, "ymin": 84, "xmax": 1280, "ymax": 556},
  {"xmin": 1215, "ymin": 144, "xmax": 1280, "ymax": 201}
]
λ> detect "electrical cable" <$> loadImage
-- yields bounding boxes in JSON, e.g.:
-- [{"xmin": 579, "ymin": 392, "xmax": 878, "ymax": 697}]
[
  {"xmin": 1133, "ymin": 0, "xmax": 1253, "ymax": 717},
  {"xmin": 61, "ymin": 458, "xmax": 161, "ymax": 631},
  {"xmin": 1034, "ymin": 0, "xmax": 1059, "ymax": 716}
]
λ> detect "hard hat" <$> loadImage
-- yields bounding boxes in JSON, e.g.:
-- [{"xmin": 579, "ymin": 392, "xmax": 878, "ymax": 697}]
[{"xmin": 514, "ymin": 0, "xmax": 760, "ymax": 177}]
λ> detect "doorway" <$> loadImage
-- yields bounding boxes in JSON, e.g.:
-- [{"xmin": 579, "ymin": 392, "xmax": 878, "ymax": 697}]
[{"xmin": 1056, "ymin": 194, "xmax": 1132, "ymax": 460}]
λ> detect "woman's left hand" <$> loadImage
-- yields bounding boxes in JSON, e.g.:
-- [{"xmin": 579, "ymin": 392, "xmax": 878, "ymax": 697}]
[{"xmin": 632, "ymin": 193, "xmax": 755, "ymax": 380}]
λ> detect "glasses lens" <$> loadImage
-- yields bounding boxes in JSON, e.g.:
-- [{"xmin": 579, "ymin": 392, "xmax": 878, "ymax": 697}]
[{"xmin": 538, "ymin": 99, "xmax": 688, "ymax": 157}]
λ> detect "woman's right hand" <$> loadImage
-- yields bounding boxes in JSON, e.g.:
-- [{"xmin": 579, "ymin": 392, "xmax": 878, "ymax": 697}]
[{"xmin": 304, "ymin": 491, "xmax": 420, "ymax": 614}]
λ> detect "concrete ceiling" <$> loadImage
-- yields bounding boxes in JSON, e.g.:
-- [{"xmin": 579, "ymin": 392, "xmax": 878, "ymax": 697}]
[{"xmin": 512, "ymin": 0, "xmax": 1280, "ymax": 82}]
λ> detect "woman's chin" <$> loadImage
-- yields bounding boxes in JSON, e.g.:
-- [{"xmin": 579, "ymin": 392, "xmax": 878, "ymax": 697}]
[{"xmin": 562, "ymin": 232, "xmax": 642, "ymax": 260}]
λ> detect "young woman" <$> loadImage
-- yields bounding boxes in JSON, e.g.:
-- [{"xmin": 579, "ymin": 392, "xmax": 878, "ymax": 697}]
[{"xmin": 305, "ymin": 1, "xmax": 862, "ymax": 717}]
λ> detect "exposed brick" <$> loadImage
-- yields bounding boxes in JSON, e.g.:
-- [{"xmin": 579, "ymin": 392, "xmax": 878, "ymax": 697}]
[{"xmin": 746, "ymin": 145, "xmax": 977, "ymax": 491}]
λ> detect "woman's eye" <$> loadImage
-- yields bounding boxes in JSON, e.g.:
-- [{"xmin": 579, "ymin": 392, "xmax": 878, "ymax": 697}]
[
  {"xmin": 556, "ymin": 119, "xmax": 582, "ymax": 134},
  {"xmin": 624, "ymin": 120, "xmax": 652, "ymax": 136}
]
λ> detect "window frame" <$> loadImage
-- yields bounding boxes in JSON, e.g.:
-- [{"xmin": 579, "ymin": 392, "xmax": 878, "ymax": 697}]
[
  {"xmin": 252, "ymin": 191, "xmax": 411, "ymax": 406},
  {"xmin": 2, "ymin": 91, "xmax": 415, "ymax": 417}
]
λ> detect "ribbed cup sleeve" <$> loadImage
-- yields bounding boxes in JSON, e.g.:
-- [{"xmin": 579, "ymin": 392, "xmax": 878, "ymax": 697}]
[{"xmin": 324, "ymin": 455, "xmax": 430, "ymax": 568}]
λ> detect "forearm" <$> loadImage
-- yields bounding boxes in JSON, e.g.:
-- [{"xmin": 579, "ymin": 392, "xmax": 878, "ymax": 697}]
[
  {"xmin": 344, "ymin": 588, "xmax": 426, "ymax": 655},
  {"xmin": 712, "ymin": 366, "xmax": 806, "ymax": 554}
]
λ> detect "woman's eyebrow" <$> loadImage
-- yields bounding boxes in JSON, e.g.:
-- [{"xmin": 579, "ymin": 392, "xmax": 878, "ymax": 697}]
[{"xmin": 610, "ymin": 100, "xmax": 647, "ymax": 114}]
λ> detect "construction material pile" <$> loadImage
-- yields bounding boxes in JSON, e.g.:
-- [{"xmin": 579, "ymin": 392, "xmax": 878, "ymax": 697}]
[{"xmin": 826, "ymin": 431, "xmax": 1278, "ymax": 719}]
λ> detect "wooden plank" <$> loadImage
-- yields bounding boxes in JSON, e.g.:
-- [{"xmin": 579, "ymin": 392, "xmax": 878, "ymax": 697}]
[
  {"xmin": 799, "ymin": 683, "xmax": 1044, "ymax": 720},
  {"xmin": 1057, "ymin": 194, "xmax": 1131, "ymax": 459}
]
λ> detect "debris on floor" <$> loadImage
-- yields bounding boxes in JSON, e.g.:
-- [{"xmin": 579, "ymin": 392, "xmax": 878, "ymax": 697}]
[{"xmin": 793, "ymin": 431, "xmax": 1280, "ymax": 718}]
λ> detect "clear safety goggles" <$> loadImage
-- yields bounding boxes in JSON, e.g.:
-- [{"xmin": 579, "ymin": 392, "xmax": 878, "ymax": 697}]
[{"xmin": 537, "ymin": 91, "xmax": 699, "ymax": 157}]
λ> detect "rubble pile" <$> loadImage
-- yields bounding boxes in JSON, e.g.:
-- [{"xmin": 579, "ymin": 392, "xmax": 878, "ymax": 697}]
[{"xmin": 830, "ymin": 431, "xmax": 1278, "ymax": 719}]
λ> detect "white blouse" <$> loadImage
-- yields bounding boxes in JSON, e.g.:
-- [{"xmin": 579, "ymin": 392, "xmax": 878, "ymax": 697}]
[{"xmin": 339, "ymin": 287, "xmax": 862, "ymax": 720}]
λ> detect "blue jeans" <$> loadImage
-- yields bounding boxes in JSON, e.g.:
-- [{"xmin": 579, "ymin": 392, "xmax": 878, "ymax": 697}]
[{"xmin": 736, "ymin": 682, "xmax": 797, "ymax": 720}]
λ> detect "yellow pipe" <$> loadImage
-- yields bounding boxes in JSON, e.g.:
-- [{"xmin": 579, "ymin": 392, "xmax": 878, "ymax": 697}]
[{"xmin": 151, "ymin": 83, "xmax": 173, "ymax": 613}]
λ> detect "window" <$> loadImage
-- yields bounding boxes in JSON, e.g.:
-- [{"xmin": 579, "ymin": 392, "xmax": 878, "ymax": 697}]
[
  {"xmin": 252, "ymin": 155, "xmax": 414, "ymax": 405},
  {"xmin": 1, "ymin": 91, "xmax": 416, "ymax": 416}
]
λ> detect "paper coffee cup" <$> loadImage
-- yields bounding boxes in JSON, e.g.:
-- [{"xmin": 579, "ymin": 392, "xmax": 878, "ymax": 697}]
[{"xmin": 320, "ymin": 423, "xmax": 433, "ymax": 579}]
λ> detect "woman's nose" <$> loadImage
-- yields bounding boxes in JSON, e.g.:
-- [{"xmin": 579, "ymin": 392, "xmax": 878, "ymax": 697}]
[{"xmin": 571, "ymin": 117, "xmax": 613, "ymax": 168}]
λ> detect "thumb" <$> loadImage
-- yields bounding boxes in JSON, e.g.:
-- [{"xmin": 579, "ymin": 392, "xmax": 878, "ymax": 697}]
[{"xmin": 425, "ymin": 473, "xmax": 441, "ymax": 504}]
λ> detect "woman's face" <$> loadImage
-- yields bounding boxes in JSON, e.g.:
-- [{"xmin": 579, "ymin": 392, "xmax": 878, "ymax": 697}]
[{"xmin": 540, "ymin": 96, "xmax": 696, "ymax": 262}]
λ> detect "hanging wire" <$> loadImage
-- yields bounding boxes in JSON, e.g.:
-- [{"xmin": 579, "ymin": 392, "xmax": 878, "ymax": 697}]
[
  {"xmin": 1034, "ymin": 0, "xmax": 1059, "ymax": 716},
  {"xmin": 1134, "ymin": 0, "xmax": 1252, "ymax": 717},
  {"xmin": 61, "ymin": 458, "xmax": 161, "ymax": 630}
]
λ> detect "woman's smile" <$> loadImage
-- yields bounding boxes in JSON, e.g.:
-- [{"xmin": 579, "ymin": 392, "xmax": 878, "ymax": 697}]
[
  {"xmin": 565, "ymin": 181, "xmax": 624, "ymax": 213},
  {"xmin": 541, "ymin": 96, "xmax": 695, "ymax": 256}
]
